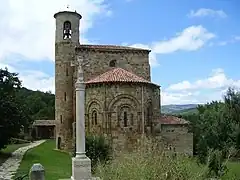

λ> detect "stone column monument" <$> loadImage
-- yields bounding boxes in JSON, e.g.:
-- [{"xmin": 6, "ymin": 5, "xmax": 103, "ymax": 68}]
[{"xmin": 71, "ymin": 57, "xmax": 92, "ymax": 180}]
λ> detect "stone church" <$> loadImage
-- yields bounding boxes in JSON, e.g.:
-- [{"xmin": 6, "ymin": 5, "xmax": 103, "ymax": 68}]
[{"xmin": 54, "ymin": 9, "xmax": 193, "ymax": 154}]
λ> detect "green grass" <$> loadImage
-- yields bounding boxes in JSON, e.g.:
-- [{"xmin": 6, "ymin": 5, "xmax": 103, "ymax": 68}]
[
  {"xmin": 0, "ymin": 143, "xmax": 29, "ymax": 165},
  {"xmin": 15, "ymin": 140, "xmax": 72, "ymax": 180},
  {"xmin": 13, "ymin": 139, "xmax": 240, "ymax": 180},
  {"xmin": 222, "ymin": 161, "xmax": 240, "ymax": 180}
]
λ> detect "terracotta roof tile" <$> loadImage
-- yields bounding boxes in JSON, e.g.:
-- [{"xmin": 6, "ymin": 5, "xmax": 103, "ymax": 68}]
[
  {"xmin": 78, "ymin": 44, "xmax": 150, "ymax": 52},
  {"xmin": 86, "ymin": 68, "xmax": 155, "ymax": 85},
  {"xmin": 159, "ymin": 115, "xmax": 189, "ymax": 125}
]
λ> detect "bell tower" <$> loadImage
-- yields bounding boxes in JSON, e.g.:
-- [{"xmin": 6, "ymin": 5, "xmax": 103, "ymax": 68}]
[
  {"xmin": 54, "ymin": 8, "xmax": 82, "ymax": 43},
  {"xmin": 54, "ymin": 8, "xmax": 82, "ymax": 150}
]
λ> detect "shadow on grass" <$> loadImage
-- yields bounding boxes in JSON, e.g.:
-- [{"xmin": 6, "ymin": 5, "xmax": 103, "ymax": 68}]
[{"xmin": 0, "ymin": 152, "xmax": 12, "ymax": 165}]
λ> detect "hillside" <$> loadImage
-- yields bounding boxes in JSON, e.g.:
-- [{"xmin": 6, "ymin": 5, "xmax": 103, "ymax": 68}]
[
  {"xmin": 16, "ymin": 87, "xmax": 55, "ymax": 120},
  {"xmin": 17, "ymin": 87, "xmax": 201, "ymax": 119},
  {"xmin": 161, "ymin": 104, "xmax": 198, "ymax": 114}
]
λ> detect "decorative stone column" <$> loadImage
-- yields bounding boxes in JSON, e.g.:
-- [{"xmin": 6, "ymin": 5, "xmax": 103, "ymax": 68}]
[{"xmin": 71, "ymin": 57, "xmax": 92, "ymax": 180}]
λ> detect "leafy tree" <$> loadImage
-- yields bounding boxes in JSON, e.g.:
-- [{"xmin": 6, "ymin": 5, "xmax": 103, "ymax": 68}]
[
  {"xmin": 179, "ymin": 87, "xmax": 240, "ymax": 163},
  {"xmin": 0, "ymin": 68, "xmax": 31, "ymax": 150}
]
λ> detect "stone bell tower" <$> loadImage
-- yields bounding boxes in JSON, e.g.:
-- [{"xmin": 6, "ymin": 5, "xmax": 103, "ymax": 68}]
[{"xmin": 54, "ymin": 8, "xmax": 82, "ymax": 150}]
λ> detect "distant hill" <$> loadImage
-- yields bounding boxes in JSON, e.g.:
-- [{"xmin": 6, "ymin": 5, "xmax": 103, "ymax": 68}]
[{"xmin": 161, "ymin": 104, "xmax": 198, "ymax": 114}]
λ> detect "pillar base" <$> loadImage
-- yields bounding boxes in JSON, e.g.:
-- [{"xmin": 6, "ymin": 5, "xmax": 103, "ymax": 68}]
[{"xmin": 71, "ymin": 156, "xmax": 92, "ymax": 180}]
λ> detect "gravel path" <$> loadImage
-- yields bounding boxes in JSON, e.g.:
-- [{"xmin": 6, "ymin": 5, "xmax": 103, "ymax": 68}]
[{"xmin": 0, "ymin": 140, "xmax": 46, "ymax": 180}]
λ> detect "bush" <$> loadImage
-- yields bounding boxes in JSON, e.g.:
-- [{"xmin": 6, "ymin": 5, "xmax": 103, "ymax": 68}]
[
  {"xmin": 205, "ymin": 149, "xmax": 229, "ymax": 179},
  {"xmin": 95, "ymin": 138, "xmax": 207, "ymax": 180},
  {"xmin": 86, "ymin": 135, "xmax": 112, "ymax": 169},
  {"xmin": 72, "ymin": 134, "xmax": 112, "ymax": 171}
]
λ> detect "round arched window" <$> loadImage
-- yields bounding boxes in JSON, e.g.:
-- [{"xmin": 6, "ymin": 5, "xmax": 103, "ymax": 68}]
[{"xmin": 109, "ymin": 60, "xmax": 116, "ymax": 67}]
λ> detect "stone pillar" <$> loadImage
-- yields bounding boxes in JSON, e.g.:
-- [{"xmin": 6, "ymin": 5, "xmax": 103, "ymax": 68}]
[{"xmin": 71, "ymin": 58, "xmax": 92, "ymax": 180}]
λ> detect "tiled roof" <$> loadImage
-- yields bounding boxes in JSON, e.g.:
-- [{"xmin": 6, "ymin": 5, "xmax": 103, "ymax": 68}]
[
  {"xmin": 159, "ymin": 115, "xmax": 189, "ymax": 125},
  {"xmin": 77, "ymin": 44, "xmax": 150, "ymax": 52},
  {"xmin": 86, "ymin": 68, "xmax": 154, "ymax": 85},
  {"xmin": 33, "ymin": 120, "xmax": 56, "ymax": 126}
]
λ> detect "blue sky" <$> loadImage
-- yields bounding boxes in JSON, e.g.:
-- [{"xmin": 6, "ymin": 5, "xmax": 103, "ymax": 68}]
[{"xmin": 0, "ymin": 0, "xmax": 239, "ymax": 105}]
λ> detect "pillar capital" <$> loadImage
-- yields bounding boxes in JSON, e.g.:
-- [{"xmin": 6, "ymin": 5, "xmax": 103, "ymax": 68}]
[{"xmin": 75, "ymin": 82, "xmax": 85, "ymax": 90}]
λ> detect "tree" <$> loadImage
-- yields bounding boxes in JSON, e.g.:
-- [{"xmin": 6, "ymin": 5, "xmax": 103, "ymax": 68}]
[
  {"xmin": 0, "ymin": 68, "xmax": 31, "ymax": 150},
  {"xmin": 179, "ymin": 87, "xmax": 240, "ymax": 163}
]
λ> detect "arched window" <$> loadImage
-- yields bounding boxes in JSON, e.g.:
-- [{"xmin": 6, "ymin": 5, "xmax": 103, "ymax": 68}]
[
  {"xmin": 109, "ymin": 60, "xmax": 116, "ymax": 67},
  {"xmin": 63, "ymin": 21, "xmax": 72, "ymax": 39},
  {"xmin": 123, "ymin": 111, "xmax": 128, "ymax": 127},
  {"xmin": 64, "ymin": 92, "xmax": 67, "ymax": 101},
  {"xmin": 92, "ymin": 111, "xmax": 97, "ymax": 125}
]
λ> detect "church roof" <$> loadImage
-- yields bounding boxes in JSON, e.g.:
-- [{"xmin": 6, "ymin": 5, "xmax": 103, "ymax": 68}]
[
  {"xmin": 77, "ymin": 44, "xmax": 151, "ymax": 52},
  {"xmin": 86, "ymin": 67, "xmax": 157, "ymax": 86},
  {"xmin": 33, "ymin": 120, "xmax": 56, "ymax": 126}
]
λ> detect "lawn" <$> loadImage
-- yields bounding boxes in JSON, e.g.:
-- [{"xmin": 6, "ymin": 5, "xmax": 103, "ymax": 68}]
[
  {"xmin": 13, "ymin": 139, "xmax": 240, "ymax": 180},
  {"xmin": 222, "ymin": 161, "xmax": 240, "ymax": 180},
  {"xmin": 0, "ymin": 143, "xmax": 29, "ymax": 165},
  {"xmin": 15, "ymin": 140, "xmax": 72, "ymax": 180}
]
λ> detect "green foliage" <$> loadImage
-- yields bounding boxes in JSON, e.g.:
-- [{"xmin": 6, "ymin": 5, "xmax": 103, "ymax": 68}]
[
  {"xmin": 178, "ymin": 87, "xmax": 240, "ymax": 164},
  {"xmin": 0, "ymin": 67, "xmax": 55, "ymax": 150},
  {"xmin": 16, "ymin": 88, "xmax": 55, "ymax": 120},
  {"xmin": 0, "ymin": 68, "xmax": 31, "ymax": 150},
  {"xmin": 73, "ymin": 135, "xmax": 112, "ymax": 171},
  {"xmin": 86, "ymin": 135, "xmax": 112, "ymax": 169},
  {"xmin": 206, "ymin": 149, "xmax": 228, "ymax": 178}
]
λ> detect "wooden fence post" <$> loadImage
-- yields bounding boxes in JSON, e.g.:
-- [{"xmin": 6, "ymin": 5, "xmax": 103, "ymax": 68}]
[{"xmin": 29, "ymin": 163, "xmax": 45, "ymax": 180}]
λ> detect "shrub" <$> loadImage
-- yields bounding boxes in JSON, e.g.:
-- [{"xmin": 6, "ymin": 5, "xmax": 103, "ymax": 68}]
[
  {"xmin": 95, "ymin": 137, "xmax": 207, "ymax": 180},
  {"xmin": 86, "ymin": 135, "xmax": 112, "ymax": 170},
  {"xmin": 205, "ymin": 149, "xmax": 229, "ymax": 179},
  {"xmin": 72, "ymin": 134, "xmax": 112, "ymax": 171}
]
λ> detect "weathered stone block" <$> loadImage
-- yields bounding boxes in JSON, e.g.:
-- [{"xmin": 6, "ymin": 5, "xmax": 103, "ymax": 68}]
[
  {"xmin": 71, "ymin": 157, "xmax": 92, "ymax": 180},
  {"xmin": 29, "ymin": 163, "xmax": 45, "ymax": 180}
]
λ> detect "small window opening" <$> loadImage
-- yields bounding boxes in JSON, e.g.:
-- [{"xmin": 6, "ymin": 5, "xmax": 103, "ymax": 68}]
[
  {"xmin": 66, "ymin": 67, "xmax": 69, "ymax": 76},
  {"xmin": 64, "ymin": 92, "xmax": 67, "ymax": 101},
  {"xmin": 60, "ymin": 115, "xmax": 63, "ymax": 124},
  {"xmin": 63, "ymin": 21, "xmax": 72, "ymax": 39},
  {"xmin": 92, "ymin": 111, "xmax": 97, "ymax": 125},
  {"xmin": 109, "ymin": 60, "xmax": 116, "ymax": 67},
  {"xmin": 124, "ymin": 111, "xmax": 128, "ymax": 127}
]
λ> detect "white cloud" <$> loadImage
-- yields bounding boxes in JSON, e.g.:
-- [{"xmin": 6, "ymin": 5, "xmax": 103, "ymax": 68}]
[
  {"xmin": 0, "ymin": 62, "xmax": 54, "ymax": 92},
  {"xmin": 167, "ymin": 68, "xmax": 240, "ymax": 91},
  {"xmin": 152, "ymin": 25, "xmax": 215, "ymax": 54},
  {"xmin": 127, "ymin": 25, "xmax": 215, "ymax": 66},
  {"xmin": 162, "ymin": 68, "xmax": 240, "ymax": 105},
  {"xmin": 0, "ymin": 0, "xmax": 111, "ymax": 92},
  {"xmin": 0, "ymin": 0, "xmax": 111, "ymax": 61},
  {"xmin": 188, "ymin": 8, "xmax": 227, "ymax": 18},
  {"xmin": 0, "ymin": 1, "xmax": 218, "ymax": 100}
]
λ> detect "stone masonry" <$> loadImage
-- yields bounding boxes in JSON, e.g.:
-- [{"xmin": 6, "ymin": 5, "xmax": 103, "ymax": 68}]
[{"xmin": 54, "ymin": 9, "xmax": 193, "ymax": 154}]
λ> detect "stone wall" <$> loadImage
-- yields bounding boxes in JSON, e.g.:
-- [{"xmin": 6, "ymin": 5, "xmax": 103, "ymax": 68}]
[
  {"xmin": 55, "ymin": 44, "xmax": 155, "ymax": 150},
  {"xmin": 75, "ymin": 48, "xmax": 151, "ymax": 81},
  {"xmin": 85, "ymin": 82, "xmax": 160, "ymax": 151},
  {"xmin": 160, "ymin": 124, "xmax": 193, "ymax": 155},
  {"xmin": 55, "ymin": 41, "xmax": 76, "ymax": 150}
]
